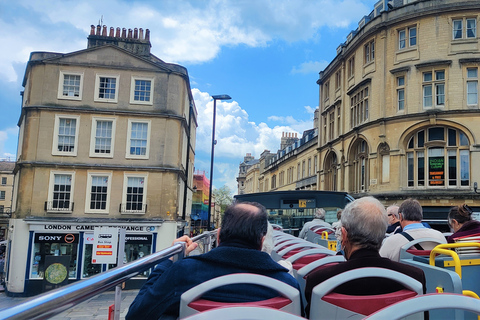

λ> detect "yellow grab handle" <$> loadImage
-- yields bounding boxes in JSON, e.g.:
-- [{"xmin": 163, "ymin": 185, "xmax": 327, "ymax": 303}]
[{"xmin": 321, "ymin": 231, "xmax": 329, "ymax": 240}]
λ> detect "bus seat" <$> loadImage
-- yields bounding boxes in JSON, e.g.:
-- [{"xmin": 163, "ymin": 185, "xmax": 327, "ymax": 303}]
[
  {"xmin": 286, "ymin": 248, "xmax": 334, "ymax": 270},
  {"xmin": 183, "ymin": 306, "xmax": 307, "ymax": 320},
  {"xmin": 277, "ymin": 243, "xmax": 322, "ymax": 260},
  {"xmin": 399, "ymin": 238, "xmax": 446, "ymax": 260},
  {"xmin": 179, "ymin": 273, "xmax": 302, "ymax": 319},
  {"xmin": 294, "ymin": 255, "xmax": 345, "ymax": 310},
  {"xmin": 309, "ymin": 267, "xmax": 423, "ymax": 320},
  {"xmin": 363, "ymin": 293, "xmax": 480, "ymax": 320}
]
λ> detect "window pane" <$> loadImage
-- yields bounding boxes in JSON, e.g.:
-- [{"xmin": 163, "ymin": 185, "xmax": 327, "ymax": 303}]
[
  {"xmin": 58, "ymin": 118, "xmax": 76, "ymax": 152},
  {"xmin": 467, "ymin": 81, "xmax": 478, "ymax": 105},
  {"xmin": 130, "ymin": 122, "xmax": 148, "ymax": 156},
  {"xmin": 448, "ymin": 150, "xmax": 457, "ymax": 186},
  {"xmin": 397, "ymin": 76, "xmax": 405, "ymax": 86},
  {"xmin": 436, "ymin": 70, "xmax": 445, "ymax": 81},
  {"xmin": 399, "ymin": 30, "xmax": 406, "ymax": 49},
  {"xmin": 460, "ymin": 149, "xmax": 470, "ymax": 186},
  {"xmin": 423, "ymin": 85, "xmax": 432, "ymax": 107},
  {"xmin": 428, "ymin": 127, "xmax": 444, "ymax": 141},
  {"xmin": 409, "ymin": 27, "xmax": 417, "ymax": 46},
  {"xmin": 467, "ymin": 68, "xmax": 478, "ymax": 78},
  {"xmin": 98, "ymin": 77, "xmax": 116, "ymax": 99},
  {"xmin": 398, "ymin": 89, "xmax": 405, "ymax": 110},
  {"xmin": 467, "ymin": 19, "xmax": 476, "ymax": 38},
  {"xmin": 436, "ymin": 84, "xmax": 445, "ymax": 105},
  {"xmin": 408, "ymin": 136, "xmax": 414, "ymax": 149},
  {"xmin": 418, "ymin": 151, "xmax": 425, "ymax": 187},
  {"xmin": 418, "ymin": 130, "xmax": 425, "ymax": 148},
  {"xmin": 448, "ymin": 129, "xmax": 456, "ymax": 146},
  {"xmin": 95, "ymin": 121, "xmax": 112, "ymax": 154},
  {"xmin": 423, "ymin": 72, "xmax": 432, "ymax": 82},
  {"xmin": 428, "ymin": 148, "xmax": 444, "ymax": 186},
  {"xmin": 134, "ymin": 80, "xmax": 151, "ymax": 102},
  {"xmin": 126, "ymin": 177, "xmax": 145, "ymax": 211},
  {"xmin": 52, "ymin": 174, "xmax": 71, "ymax": 210},
  {"xmin": 453, "ymin": 20, "xmax": 463, "ymax": 39},
  {"xmin": 90, "ymin": 176, "xmax": 108, "ymax": 210},
  {"xmin": 63, "ymin": 75, "xmax": 81, "ymax": 97},
  {"xmin": 407, "ymin": 152, "xmax": 414, "ymax": 187},
  {"xmin": 459, "ymin": 132, "xmax": 469, "ymax": 146}
]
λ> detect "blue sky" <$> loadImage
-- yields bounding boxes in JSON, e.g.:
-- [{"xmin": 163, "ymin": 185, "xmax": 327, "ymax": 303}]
[{"xmin": 0, "ymin": 0, "xmax": 377, "ymax": 193}]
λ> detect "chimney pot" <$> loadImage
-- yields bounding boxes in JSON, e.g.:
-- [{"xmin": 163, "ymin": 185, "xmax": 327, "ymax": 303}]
[
  {"xmin": 145, "ymin": 29, "xmax": 150, "ymax": 41},
  {"xmin": 115, "ymin": 27, "xmax": 121, "ymax": 37},
  {"xmin": 134, "ymin": 28, "xmax": 138, "ymax": 39},
  {"xmin": 139, "ymin": 28, "xmax": 144, "ymax": 40},
  {"xmin": 102, "ymin": 25, "xmax": 107, "ymax": 36},
  {"xmin": 127, "ymin": 28, "xmax": 133, "ymax": 38},
  {"xmin": 96, "ymin": 24, "xmax": 101, "ymax": 35},
  {"xmin": 90, "ymin": 25, "xmax": 96, "ymax": 35},
  {"xmin": 121, "ymin": 28, "xmax": 127, "ymax": 38},
  {"xmin": 109, "ymin": 27, "xmax": 114, "ymax": 37}
]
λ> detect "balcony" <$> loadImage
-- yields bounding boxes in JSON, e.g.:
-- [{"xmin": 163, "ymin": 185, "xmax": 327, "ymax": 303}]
[
  {"xmin": 119, "ymin": 203, "xmax": 147, "ymax": 214},
  {"xmin": 44, "ymin": 201, "xmax": 74, "ymax": 213}
]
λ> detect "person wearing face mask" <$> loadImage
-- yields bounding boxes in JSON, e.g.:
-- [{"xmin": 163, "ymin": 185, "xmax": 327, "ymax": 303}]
[
  {"xmin": 303, "ymin": 196, "xmax": 426, "ymax": 317},
  {"xmin": 447, "ymin": 204, "xmax": 480, "ymax": 243}
]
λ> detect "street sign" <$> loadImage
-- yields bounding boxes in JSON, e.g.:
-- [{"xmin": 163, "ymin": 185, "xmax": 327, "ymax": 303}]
[
  {"xmin": 92, "ymin": 227, "xmax": 118, "ymax": 264},
  {"xmin": 299, "ymin": 200, "xmax": 307, "ymax": 208}
]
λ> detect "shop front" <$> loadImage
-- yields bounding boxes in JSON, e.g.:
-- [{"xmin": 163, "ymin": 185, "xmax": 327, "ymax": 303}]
[{"xmin": 19, "ymin": 221, "xmax": 162, "ymax": 296}]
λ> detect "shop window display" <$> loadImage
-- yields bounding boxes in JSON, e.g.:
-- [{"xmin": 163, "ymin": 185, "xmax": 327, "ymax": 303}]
[{"xmin": 31, "ymin": 233, "xmax": 79, "ymax": 280}]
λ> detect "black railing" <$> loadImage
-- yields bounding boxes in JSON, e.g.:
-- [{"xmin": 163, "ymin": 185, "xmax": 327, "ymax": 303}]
[{"xmin": 44, "ymin": 201, "xmax": 74, "ymax": 212}]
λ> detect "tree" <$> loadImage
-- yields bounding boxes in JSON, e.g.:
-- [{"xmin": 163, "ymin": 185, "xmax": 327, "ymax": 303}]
[{"xmin": 213, "ymin": 185, "xmax": 233, "ymax": 212}]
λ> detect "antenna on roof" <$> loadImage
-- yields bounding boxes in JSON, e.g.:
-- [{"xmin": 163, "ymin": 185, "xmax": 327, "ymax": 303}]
[{"xmin": 98, "ymin": 15, "xmax": 103, "ymax": 26}]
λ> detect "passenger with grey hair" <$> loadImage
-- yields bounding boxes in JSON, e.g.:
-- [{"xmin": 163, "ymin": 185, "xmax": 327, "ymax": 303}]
[
  {"xmin": 380, "ymin": 198, "xmax": 446, "ymax": 262},
  {"xmin": 386, "ymin": 205, "xmax": 402, "ymax": 234},
  {"xmin": 304, "ymin": 196, "xmax": 426, "ymax": 317},
  {"xmin": 298, "ymin": 208, "xmax": 332, "ymax": 239}
]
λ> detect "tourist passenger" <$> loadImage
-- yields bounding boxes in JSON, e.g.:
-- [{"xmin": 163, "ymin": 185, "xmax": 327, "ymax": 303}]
[
  {"xmin": 304, "ymin": 196, "xmax": 426, "ymax": 317},
  {"xmin": 386, "ymin": 205, "xmax": 402, "ymax": 234},
  {"xmin": 298, "ymin": 208, "xmax": 331, "ymax": 239},
  {"xmin": 447, "ymin": 204, "xmax": 480, "ymax": 243},
  {"xmin": 380, "ymin": 198, "xmax": 446, "ymax": 261},
  {"xmin": 126, "ymin": 202, "xmax": 300, "ymax": 320}
]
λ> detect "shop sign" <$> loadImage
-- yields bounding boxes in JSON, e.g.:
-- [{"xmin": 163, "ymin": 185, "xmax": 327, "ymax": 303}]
[
  {"xmin": 35, "ymin": 233, "xmax": 78, "ymax": 244},
  {"xmin": 428, "ymin": 157, "xmax": 445, "ymax": 186},
  {"xmin": 92, "ymin": 227, "xmax": 118, "ymax": 264},
  {"xmin": 85, "ymin": 234, "xmax": 152, "ymax": 245},
  {"xmin": 30, "ymin": 224, "xmax": 157, "ymax": 233}
]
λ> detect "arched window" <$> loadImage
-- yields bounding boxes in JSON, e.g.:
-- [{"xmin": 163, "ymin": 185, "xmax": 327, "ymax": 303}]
[
  {"xmin": 324, "ymin": 152, "xmax": 338, "ymax": 191},
  {"xmin": 350, "ymin": 139, "xmax": 369, "ymax": 193},
  {"xmin": 406, "ymin": 127, "xmax": 470, "ymax": 188}
]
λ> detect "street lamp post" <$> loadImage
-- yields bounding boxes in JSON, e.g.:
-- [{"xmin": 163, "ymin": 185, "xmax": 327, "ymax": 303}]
[{"xmin": 208, "ymin": 94, "xmax": 231, "ymax": 230}]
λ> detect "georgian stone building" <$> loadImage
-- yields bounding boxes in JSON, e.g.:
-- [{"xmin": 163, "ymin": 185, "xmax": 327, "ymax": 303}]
[
  {"xmin": 318, "ymin": 0, "xmax": 480, "ymax": 225},
  {"xmin": 238, "ymin": 0, "xmax": 480, "ymax": 229},
  {"xmin": 8, "ymin": 25, "xmax": 197, "ymax": 295}
]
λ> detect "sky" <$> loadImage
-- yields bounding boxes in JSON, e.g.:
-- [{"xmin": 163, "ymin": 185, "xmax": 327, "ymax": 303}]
[{"xmin": 0, "ymin": 0, "xmax": 378, "ymax": 194}]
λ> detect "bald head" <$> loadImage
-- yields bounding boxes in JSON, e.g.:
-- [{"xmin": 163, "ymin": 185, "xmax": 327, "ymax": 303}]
[
  {"xmin": 341, "ymin": 196, "xmax": 388, "ymax": 250},
  {"xmin": 219, "ymin": 202, "xmax": 268, "ymax": 250}
]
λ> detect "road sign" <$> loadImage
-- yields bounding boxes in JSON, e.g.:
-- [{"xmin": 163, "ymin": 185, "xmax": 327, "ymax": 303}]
[{"xmin": 92, "ymin": 227, "xmax": 118, "ymax": 264}]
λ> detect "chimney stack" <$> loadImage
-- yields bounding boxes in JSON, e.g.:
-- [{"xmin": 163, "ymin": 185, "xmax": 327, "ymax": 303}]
[{"xmin": 87, "ymin": 23, "xmax": 152, "ymax": 57}]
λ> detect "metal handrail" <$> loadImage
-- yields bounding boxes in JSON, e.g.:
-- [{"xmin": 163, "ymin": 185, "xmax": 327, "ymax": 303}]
[{"xmin": 0, "ymin": 230, "xmax": 217, "ymax": 320}]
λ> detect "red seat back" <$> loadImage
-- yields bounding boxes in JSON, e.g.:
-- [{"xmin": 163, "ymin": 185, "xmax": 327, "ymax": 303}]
[
  {"xmin": 406, "ymin": 249, "xmax": 431, "ymax": 256},
  {"xmin": 322, "ymin": 289, "xmax": 418, "ymax": 315},
  {"xmin": 291, "ymin": 254, "xmax": 328, "ymax": 270},
  {"xmin": 188, "ymin": 296, "xmax": 292, "ymax": 312}
]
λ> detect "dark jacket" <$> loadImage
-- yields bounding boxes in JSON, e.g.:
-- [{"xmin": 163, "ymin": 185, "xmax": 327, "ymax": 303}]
[
  {"xmin": 386, "ymin": 221, "xmax": 402, "ymax": 234},
  {"xmin": 447, "ymin": 220, "xmax": 480, "ymax": 243},
  {"xmin": 126, "ymin": 245, "xmax": 300, "ymax": 320},
  {"xmin": 304, "ymin": 248, "xmax": 426, "ymax": 317}
]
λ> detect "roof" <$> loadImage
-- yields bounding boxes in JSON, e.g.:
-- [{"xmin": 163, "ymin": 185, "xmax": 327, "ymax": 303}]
[{"xmin": 0, "ymin": 161, "xmax": 15, "ymax": 172}]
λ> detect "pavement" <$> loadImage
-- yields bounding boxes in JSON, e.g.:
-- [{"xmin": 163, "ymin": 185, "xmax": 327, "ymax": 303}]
[{"xmin": 0, "ymin": 285, "xmax": 139, "ymax": 319}]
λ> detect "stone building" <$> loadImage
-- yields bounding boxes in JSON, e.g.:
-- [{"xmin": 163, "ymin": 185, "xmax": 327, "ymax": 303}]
[
  {"xmin": 7, "ymin": 25, "xmax": 197, "ymax": 295},
  {"xmin": 0, "ymin": 161, "xmax": 15, "ymax": 240},
  {"xmin": 238, "ymin": 0, "xmax": 480, "ymax": 229},
  {"xmin": 317, "ymin": 0, "xmax": 480, "ymax": 227}
]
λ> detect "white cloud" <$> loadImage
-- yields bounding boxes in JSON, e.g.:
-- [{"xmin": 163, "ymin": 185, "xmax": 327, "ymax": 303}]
[
  {"xmin": 1, "ymin": 0, "xmax": 373, "ymax": 82},
  {"xmin": 192, "ymin": 88, "xmax": 315, "ymax": 191},
  {"xmin": 291, "ymin": 60, "xmax": 329, "ymax": 74},
  {"xmin": 0, "ymin": 127, "xmax": 18, "ymax": 160}
]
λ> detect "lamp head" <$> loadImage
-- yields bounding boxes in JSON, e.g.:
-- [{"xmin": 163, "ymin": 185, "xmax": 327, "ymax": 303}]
[{"xmin": 212, "ymin": 94, "xmax": 232, "ymax": 100}]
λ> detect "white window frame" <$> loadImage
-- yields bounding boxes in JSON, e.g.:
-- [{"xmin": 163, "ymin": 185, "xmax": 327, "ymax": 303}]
[
  {"xmin": 94, "ymin": 74, "xmax": 119, "ymax": 103},
  {"xmin": 47, "ymin": 171, "xmax": 75, "ymax": 212},
  {"xmin": 397, "ymin": 76, "xmax": 406, "ymax": 111},
  {"xmin": 89, "ymin": 117, "xmax": 117, "ymax": 158},
  {"xmin": 398, "ymin": 26, "xmax": 417, "ymax": 50},
  {"xmin": 130, "ymin": 76, "xmax": 154, "ymax": 105},
  {"xmin": 126, "ymin": 119, "xmax": 151, "ymax": 159},
  {"xmin": 364, "ymin": 40, "xmax": 375, "ymax": 64},
  {"xmin": 57, "ymin": 71, "xmax": 84, "ymax": 101},
  {"xmin": 85, "ymin": 172, "xmax": 112, "ymax": 214},
  {"xmin": 453, "ymin": 18, "xmax": 477, "ymax": 40},
  {"xmin": 422, "ymin": 70, "xmax": 445, "ymax": 109},
  {"xmin": 52, "ymin": 115, "xmax": 80, "ymax": 156},
  {"xmin": 121, "ymin": 173, "xmax": 148, "ymax": 214},
  {"xmin": 0, "ymin": 191, "xmax": 5, "ymax": 200},
  {"xmin": 467, "ymin": 67, "xmax": 478, "ymax": 106}
]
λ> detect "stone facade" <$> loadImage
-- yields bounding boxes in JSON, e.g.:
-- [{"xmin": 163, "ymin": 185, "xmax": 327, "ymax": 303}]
[{"xmin": 7, "ymin": 25, "xmax": 197, "ymax": 295}]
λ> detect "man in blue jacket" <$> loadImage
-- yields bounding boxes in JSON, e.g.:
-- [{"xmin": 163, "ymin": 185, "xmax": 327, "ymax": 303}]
[{"xmin": 126, "ymin": 202, "xmax": 300, "ymax": 320}]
